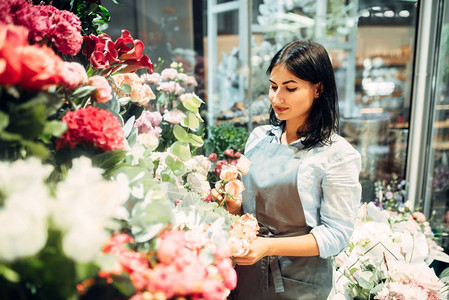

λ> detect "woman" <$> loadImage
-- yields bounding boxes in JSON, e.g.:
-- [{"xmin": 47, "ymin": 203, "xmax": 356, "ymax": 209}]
[{"xmin": 228, "ymin": 41, "xmax": 362, "ymax": 300}]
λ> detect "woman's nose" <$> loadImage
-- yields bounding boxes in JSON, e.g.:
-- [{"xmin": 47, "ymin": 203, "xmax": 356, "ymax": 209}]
[{"xmin": 271, "ymin": 92, "xmax": 284, "ymax": 104}]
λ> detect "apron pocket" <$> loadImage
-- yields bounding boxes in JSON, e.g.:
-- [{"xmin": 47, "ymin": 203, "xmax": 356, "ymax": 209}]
[{"xmin": 281, "ymin": 276, "xmax": 319, "ymax": 300}]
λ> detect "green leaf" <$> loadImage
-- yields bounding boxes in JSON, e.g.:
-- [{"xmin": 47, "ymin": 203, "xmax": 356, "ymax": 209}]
[
  {"xmin": 120, "ymin": 83, "xmax": 132, "ymax": 94},
  {"xmin": 71, "ymin": 85, "xmax": 97, "ymax": 98},
  {"xmin": 165, "ymin": 155, "xmax": 187, "ymax": 176},
  {"xmin": 173, "ymin": 124, "xmax": 189, "ymax": 142},
  {"xmin": 0, "ymin": 111, "xmax": 9, "ymax": 131},
  {"xmin": 123, "ymin": 116, "xmax": 135, "ymax": 138},
  {"xmin": 91, "ymin": 150, "xmax": 126, "ymax": 170},
  {"xmin": 181, "ymin": 112, "xmax": 200, "ymax": 130},
  {"xmin": 0, "ymin": 264, "xmax": 20, "ymax": 282},
  {"xmin": 170, "ymin": 141, "xmax": 191, "ymax": 161},
  {"xmin": 182, "ymin": 96, "xmax": 199, "ymax": 114},
  {"xmin": 157, "ymin": 93, "xmax": 166, "ymax": 107},
  {"xmin": 118, "ymin": 97, "xmax": 130, "ymax": 105},
  {"xmin": 25, "ymin": 141, "xmax": 49, "ymax": 159},
  {"xmin": 188, "ymin": 133, "xmax": 204, "ymax": 147},
  {"xmin": 127, "ymin": 127, "xmax": 138, "ymax": 148},
  {"xmin": 40, "ymin": 120, "xmax": 67, "ymax": 143}
]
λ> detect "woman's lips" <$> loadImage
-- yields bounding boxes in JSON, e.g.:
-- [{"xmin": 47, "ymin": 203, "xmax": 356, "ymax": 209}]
[{"xmin": 273, "ymin": 106, "xmax": 288, "ymax": 112}]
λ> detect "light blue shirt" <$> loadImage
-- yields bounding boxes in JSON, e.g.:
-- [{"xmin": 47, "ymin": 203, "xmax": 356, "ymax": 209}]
[{"xmin": 245, "ymin": 125, "xmax": 362, "ymax": 258}]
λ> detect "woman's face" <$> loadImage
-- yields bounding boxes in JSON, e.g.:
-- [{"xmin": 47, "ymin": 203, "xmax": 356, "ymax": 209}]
[{"xmin": 269, "ymin": 64, "xmax": 319, "ymax": 129}]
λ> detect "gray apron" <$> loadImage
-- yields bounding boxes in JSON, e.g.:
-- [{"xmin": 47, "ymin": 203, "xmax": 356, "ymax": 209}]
[{"xmin": 231, "ymin": 134, "xmax": 332, "ymax": 300}]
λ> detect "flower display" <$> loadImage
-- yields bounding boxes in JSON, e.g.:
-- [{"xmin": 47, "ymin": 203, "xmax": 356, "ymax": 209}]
[
  {"xmin": 56, "ymin": 106, "xmax": 125, "ymax": 152},
  {"xmin": 88, "ymin": 75, "xmax": 112, "ymax": 102},
  {"xmin": 111, "ymin": 72, "xmax": 156, "ymax": 106},
  {"xmin": 332, "ymin": 202, "xmax": 449, "ymax": 300}
]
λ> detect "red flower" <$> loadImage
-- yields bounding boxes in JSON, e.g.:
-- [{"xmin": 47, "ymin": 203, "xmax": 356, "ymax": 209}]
[
  {"xmin": 46, "ymin": 9, "xmax": 83, "ymax": 55},
  {"xmin": 19, "ymin": 44, "xmax": 63, "ymax": 90},
  {"xmin": 82, "ymin": 30, "xmax": 154, "ymax": 75},
  {"xmin": 56, "ymin": 106, "xmax": 125, "ymax": 152},
  {"xmin": 0, "ymin": 23, "xmax": 28, "ymax": 86}
]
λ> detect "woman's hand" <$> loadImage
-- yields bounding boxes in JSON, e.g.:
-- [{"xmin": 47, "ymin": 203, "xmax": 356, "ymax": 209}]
[
  {"xmin": 233, "ymin": 237, "xmax": 270, "ymax": 265},
  {"xmin": 225, "ymin": 197, "xmax": 243, "ymax": 215}
]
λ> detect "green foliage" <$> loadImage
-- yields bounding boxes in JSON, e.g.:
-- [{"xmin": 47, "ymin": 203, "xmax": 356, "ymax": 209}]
[{"xmin": 204, "ymin": 123, "xmax": 250, "ymax": 158}]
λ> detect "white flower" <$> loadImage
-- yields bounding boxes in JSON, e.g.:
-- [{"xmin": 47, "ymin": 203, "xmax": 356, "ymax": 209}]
[
  {"xmin": 137, "ymin": 131, "xmax": 160, "ymax": 150},
  {"xmin": 185, "ymin": 155, "xmax": 211, "ymax": 176},
  {"xmin": 53, "ymin": 157, "xmax": 129, "ymax": 263},
  {"xmin": 376, "ymin": 282, "xmax": 429, "ymax": 300},
  {"xmin": 0, "ymin": 158, "xmax": 53, "ymax": 261},
  {"xmin": 186, "ymin": 172, "xmax": 210, "ymax": 199}
]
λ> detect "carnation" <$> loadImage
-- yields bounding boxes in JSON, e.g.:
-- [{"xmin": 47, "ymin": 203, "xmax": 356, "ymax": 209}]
[
  {"xmin": 185, "ymin": 155, "xmax": 212, "ymax": 176},
  {"xmin": 56, "ymin": 106, "xmax": 125, "ymax": 152},
  {"xmin": 141, "ymin": 72, "xmax": 161, "ymax": 85},
  {"xmin": 163, "ymin": 109, "xmax": 186, "ymax": 124},
  {"xmin": 60, "ymin": 62, "xmax": 88, "ymax": 89},
  {"xmin": 160, "ymin": 68, "xmax": 178, "ymax": 81},
  {"xmin": 135, "ymin": 111, "xmax": 163, "ymax": 134}
]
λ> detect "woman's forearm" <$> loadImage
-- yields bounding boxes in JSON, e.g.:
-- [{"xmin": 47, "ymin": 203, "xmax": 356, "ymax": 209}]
[{"xmin": 264, "ymin": 233, "xmax": 320, "ymax": 257}]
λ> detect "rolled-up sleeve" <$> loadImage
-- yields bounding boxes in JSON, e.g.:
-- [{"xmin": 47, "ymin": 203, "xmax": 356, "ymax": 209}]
[{"xmin": 310, "ymin": 148, "xmax": 362, "ymax": 258}]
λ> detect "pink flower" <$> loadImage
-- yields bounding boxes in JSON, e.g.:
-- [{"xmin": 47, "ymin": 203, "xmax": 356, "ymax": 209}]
[
  {"xmin": 157, "ymin": 230, "xmax": 187, "ymax": 265},
  {"xmin": 412, "ymin": 211, "xmax": 426, "ymax": 223},
  {"xmin": 224, "ymin": 148, "xmax": 235, "ymax": 157},
  {"xmin": 201, "ymin": 278, "xmax": 227, "ymax": 300},
  {"xmin": 135, "ymin": 111, "xmax": 163, "ymax": 134},
  {"xmin": 88, "ymin": 75, "xmax": 112, "ymax": 103},
  {"xmin": 216, "ymin": 258, "xmax": 237, "ymax": 289},
  {"xmin": 208, "ymin": 153, "xmax": 218, "ymax": 162},
  {"xmin": 160, "ymin": 68, "xmax": 178, "ymax": 80},
  {"xmin": 141, "ymin": 72, "xmax": 161, "ymax": 85},
  {"xmin": 56, "ymin": 106, "xmax": 124, "ymax": 152},
  {"xmin": 158, "ymin": 81, "xmax": 185, "ymax": 95},
  {"xmin": 60, "ymin": 62, "xmax": 88, "ymax": 89},
  {"xmin": 0, "ymin": 23, "xmax": 28, "ymax": 85},
  {"xmin": 147, "ymin": 264, "xmax": 178, "ymax": 298},
  {"xmin": 103, "ymin": 234, "xmax": 134, "ymax": 254},
  {"xmin": 163, "ymin": 109, "xmax": 186, "ymax": 125}
]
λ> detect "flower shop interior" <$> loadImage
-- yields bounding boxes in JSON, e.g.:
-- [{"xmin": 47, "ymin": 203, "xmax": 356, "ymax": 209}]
[{"xmin": 1, "ymin": 0, "xmax": 449, "ymax": 299}]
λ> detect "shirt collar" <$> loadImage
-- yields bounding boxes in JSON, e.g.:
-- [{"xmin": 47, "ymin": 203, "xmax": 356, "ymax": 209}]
[{"xmin": 268, "ymin": 125, "xmax": 305, "ymax": 149}]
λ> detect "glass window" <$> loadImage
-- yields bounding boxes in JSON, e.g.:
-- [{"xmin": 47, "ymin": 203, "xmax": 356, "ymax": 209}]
[{"xmin": 426, "ymin": 0, "xmax": 449, "ymax": 256}]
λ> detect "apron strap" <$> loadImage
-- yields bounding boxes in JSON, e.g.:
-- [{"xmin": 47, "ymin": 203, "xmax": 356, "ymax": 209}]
[{"xmin": 260, "ymin": 256, "xmax": 285, "ymax": 293}]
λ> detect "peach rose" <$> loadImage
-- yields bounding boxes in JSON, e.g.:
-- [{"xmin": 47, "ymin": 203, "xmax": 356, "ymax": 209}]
[
  {"xmin": 220, "ymin": 165, "xmax": 239, "ymax": 182},
  {"xmin": 224, "ymin": 180, "xmax": 245, "ymax": 198},
  {"xmin": 88, "ymin": 75, "xmax": 112, "ymax": 103},
  {"xmin": 236, "ymin": 155, "xmax": 251, "ymax": 175}
]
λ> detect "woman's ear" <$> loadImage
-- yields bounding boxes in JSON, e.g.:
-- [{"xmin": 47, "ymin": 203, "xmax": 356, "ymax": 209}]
[{"xmin": 314, "ymin": 82, "xmax": 323, "ymax": 99}]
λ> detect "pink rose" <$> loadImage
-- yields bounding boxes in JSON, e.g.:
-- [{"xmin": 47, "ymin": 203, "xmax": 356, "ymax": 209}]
[
  {"xmin": 163, "ymin": 109, "xmax": 186, "ymax": 125},
  {"xmin": 412, "ymin": 211, "xmax": 426, "ymax": 223},
  {"xmin": 224, "ymin": 148, "xmax": 235, "ymax": 157},
  {"xmin": 88, "ymin": 75, "xmax": 112, "ymax": 103},
  {"xmin": 216, "ymin": 258, "xmax": 237, "ymax": 289},
  {"xmin": 147, "ymin": 265, "xmax": 178, "ymax": 298},
  {"xmin": 201, "ymin": 278, "xmax": 226, "ymax": 300},
  {"xmin": 157, "ymin": 230, "xmax": 186, "ymax": 264},
  {"xmin": 208, "ymin": 153, "xmax": 218, "ymax": 162},
  {"xmin": 103, "ymin": 234, "xmax": 134, "ymax": 254}
]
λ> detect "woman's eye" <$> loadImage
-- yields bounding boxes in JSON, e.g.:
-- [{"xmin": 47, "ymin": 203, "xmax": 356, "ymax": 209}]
[
  {"xmin": 286, "ymin": 87, "xmax": 297, "ymax": 92},
  {"xmin": 270, "ymin": 86, "xmax": 278, "ymax": 91}
]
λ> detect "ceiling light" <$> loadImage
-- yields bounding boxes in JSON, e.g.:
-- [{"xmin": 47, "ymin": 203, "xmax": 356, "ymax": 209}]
[
  {"xmin": 399, "ymin": 10, "xmax": 410, "ymax": 17},
  {"xmin": 384, "ymin": 10, "xmax": 395, "ymax": 17}
]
